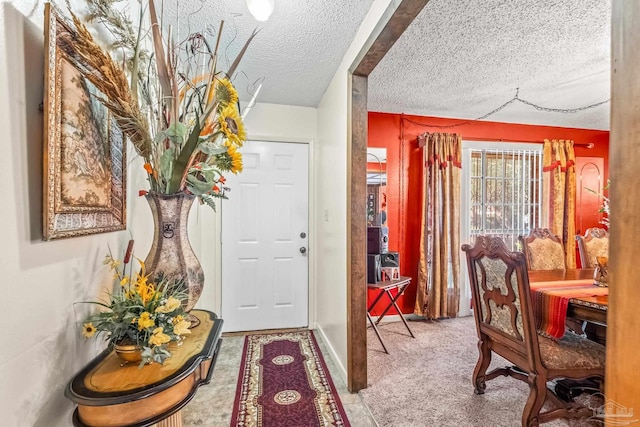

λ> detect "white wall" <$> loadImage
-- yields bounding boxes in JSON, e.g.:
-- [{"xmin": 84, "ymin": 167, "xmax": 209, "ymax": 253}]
[
  {"xmin": 0, "ymin": 2, "xmax": 152, "ymax": 426},
  {"xmin": 194, "ymin": 102, "xmax": 318, "ymax": 318},
  {"xmin": 0, "ymin": 6, "xmax": 319, "ymax": 424},
  {"xmin": 0, "ymin": 0, "xmax": 394, "ymax": 421},
  {"xmin": 242, "ymin": 102, "xmax": 318, "ymax": 142},
  {"xmin": 315, "ymin": 0, "xmax": 394, "ymax": 381}
]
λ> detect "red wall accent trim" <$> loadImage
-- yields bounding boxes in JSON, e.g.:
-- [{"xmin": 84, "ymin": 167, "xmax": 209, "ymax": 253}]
[{"xmin": 367, "ymin": 111, "xmax": 610, "ymax": 316}]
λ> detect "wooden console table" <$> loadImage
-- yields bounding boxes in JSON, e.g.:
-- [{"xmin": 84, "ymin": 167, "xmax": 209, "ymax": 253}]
[{"xmin": 65, "ymin": 310, "xmax": 223, "ymax": 427}]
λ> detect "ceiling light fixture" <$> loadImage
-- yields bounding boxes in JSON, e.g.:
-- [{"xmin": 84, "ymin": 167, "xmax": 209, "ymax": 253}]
[{"xmin": 246, "ymin": 0, "xmax": 274, "ymax": 22}]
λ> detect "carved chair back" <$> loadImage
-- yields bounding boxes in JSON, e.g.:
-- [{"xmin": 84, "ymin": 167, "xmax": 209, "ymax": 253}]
[
  {"xmin": 575, "ymin": 227, "xmax": 609, "ymax": 269},
  {"xmin": 463, "ymin": 235, "xmax": 606, "ymax": 426},
  {"xmin": 519, "ymin": 228, "xmax": 566, "ymax": 270},
  {"xmin": 463, "ymin": 236, "xmax": 543, "ymax": 370}
]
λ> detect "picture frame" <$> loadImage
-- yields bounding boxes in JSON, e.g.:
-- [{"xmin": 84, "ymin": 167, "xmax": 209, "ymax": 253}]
[
  {"xmin": 381, "ymin": 266, "xmax": 400, "ymax": 281},
  {"xmin": 43, "ymin": 3, "xmax": 126, "ymax": 240}
]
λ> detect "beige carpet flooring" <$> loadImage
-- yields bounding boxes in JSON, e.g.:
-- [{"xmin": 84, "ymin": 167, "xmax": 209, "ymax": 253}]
[
  {"xmin": 360, "ymin": 316, "xmax": 602, "ymax": 427},
  {"xmin": 181, "ymin": 317, "xmax": 602, "ymax": 426},
  {"xmin": 182, "ymin": 331, "xmax": 377, "ymax": 426}
]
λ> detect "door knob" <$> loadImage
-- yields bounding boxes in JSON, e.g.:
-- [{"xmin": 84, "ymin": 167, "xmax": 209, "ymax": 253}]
[{"xmin": 300, "ymin": 247, "xmax": 307, "ymax": 254}]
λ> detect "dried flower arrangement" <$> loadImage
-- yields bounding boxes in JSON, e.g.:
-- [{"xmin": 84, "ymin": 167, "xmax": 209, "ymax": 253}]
[{"xmin": 63, "ymin": 0, "xmax": 256, "ymax": 208}]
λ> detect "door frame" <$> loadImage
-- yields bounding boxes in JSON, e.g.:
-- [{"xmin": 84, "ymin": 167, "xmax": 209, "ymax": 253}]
[
  {"xmin": 347, "ymin": 0, "xmax": 431, "ymax": 392},
  {"xmin": 348, "ymin": 0, "xmax": 633, "ymax": 408},
  {"xmin": 215, "ymin": 136, "xmax": 316, "ymax": 330}
]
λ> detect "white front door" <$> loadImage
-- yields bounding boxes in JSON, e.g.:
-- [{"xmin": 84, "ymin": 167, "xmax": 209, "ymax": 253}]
[{"xmin": 221, "ymin": 140, "xmax": 309, "ymax": 332}]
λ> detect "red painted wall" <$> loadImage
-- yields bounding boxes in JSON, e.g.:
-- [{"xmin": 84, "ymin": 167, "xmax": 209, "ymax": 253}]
[{"xmin": 367, "ymin": 111, "xmax": 610, "ymax": 316}]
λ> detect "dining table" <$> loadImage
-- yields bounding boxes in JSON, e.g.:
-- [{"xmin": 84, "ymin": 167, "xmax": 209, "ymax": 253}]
[{"xmin": 527, "ymin": 268, "xmax": 608, "ymax": 340}]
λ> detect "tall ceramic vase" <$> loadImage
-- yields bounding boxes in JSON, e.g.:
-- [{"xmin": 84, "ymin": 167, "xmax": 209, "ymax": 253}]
[{"xmin": 144, "ymin": 191, "xmax": 204, "ymax": 326}]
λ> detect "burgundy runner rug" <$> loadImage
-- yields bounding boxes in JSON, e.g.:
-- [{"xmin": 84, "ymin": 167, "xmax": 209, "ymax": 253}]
[{"xmin": 230, "ymin": 330, "xmax": 351, "ymax": 427}]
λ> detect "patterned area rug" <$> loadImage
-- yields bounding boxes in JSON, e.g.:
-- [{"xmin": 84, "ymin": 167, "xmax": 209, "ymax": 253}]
[{"xmin": 231, "ymin": 331, "xmax": 351, "ymax": 427}]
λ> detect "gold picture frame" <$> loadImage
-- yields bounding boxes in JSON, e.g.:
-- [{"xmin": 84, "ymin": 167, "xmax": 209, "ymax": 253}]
[{"xmin": 43, "ymin": 3, "xmax": 126, "ymax": 240}]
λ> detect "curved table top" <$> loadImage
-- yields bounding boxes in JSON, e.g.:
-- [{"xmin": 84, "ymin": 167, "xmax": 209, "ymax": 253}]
[{"xmin": 66, "ymin": 310, "xmax": 223, "ymax": 427}]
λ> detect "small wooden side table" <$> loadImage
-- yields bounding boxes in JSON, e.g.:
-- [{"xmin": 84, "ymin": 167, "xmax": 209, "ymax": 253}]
[
  {"xmin": 367, "ymin": 276, "xmax": 415, "ymax": 353},
  {"xmin": 65, "ymin": 310, "xmax": 223, "ymax": 427}
]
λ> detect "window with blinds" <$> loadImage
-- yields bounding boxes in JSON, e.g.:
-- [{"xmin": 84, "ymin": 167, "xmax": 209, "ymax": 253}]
[{"xmin": 467, "ymin": 146, "xmax": 543, "ymax": 250}]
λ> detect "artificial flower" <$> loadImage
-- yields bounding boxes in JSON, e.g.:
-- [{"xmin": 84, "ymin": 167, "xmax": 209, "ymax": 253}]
[
  {"xmin": 81, "ymin": 254, "xmax": 190, "ymax": 367},
  {"xmin": 137, "ymin": 312, "xmax": 155, "ymax": 330},
  {"xmin": 215, "ymin": 144, "xmax": 243, "ymax": 175},
  {"xmin": 149, "ymin": 327, "xmax": 171, "ymax": 346},
  {"xmin": 82, "ymin": 322, "xmax": 97, "ymax": 338},
  {"xmin": 228, "ymin": 144, "xmax": 244, "ymax": 174},
  {"xmin": 219, "ymin": 105, "xmax": 246, "ymax": 147},
  {"xmin": 134, "ymin": 272, "xmax": 150, "ymax": 288},
  {"xmin": 155, "ymin": 296, "xmax": 181, "ymax": 313},
  {"xmin": 103, "ymin": 255, "xmax": 121, "ymax": 270},
  {"xmin": 199, "ymin": 119, "xmax": 216, "ymax": 138},
  {"xmin": 215, "ymin": 77, "xmax": 239, "ymax": 106},
  {"xmin": 173, "ymin": 319, "xmax": 192, "ymax": 336},
  {"xmin": 136, "ymin": 282, "xmax": 155, "ymax": 305}
]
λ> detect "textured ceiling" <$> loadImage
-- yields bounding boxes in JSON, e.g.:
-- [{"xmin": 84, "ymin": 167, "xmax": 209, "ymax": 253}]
[
  {"xmin": 161, "ymin": 0, "xmax": 375, "ymax": 107},
  {"xmin": 368, "ymin": 0, "xmax": 611, "ymax": 130},
  {"xmin": 69, "ymin": 0, "xmax": 610, "ymax": 130}
]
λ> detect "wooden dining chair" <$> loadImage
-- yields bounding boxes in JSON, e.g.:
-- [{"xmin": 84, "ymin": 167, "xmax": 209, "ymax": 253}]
[
  {"xmin": 519, "ymin": 228, "xmax": 566, "ymax": 270},
  {"xmin": 575, "ymin": 227, "xmax": 609, "ymax": 269},
  {"xmin": 462, "ymin": 236, "xmax": 605, "ymax": 426}
]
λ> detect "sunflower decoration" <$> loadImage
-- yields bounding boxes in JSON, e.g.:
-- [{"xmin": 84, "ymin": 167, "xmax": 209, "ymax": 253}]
[
  {"xmin": 198, "ymin": 78, "xmax": 241, "ymax": 140},
  {"xmin": 219, "ymin": 104, "xmax": 247, "ymax": 147},
  {"xmin": 215, "ymin": 77, "xmax": 239, "ymax": 106},
  {"xmin": 211, "ymin": 144, "xmax": 242, "ymax": 176},
  {"xmin": 80, "ymin": 242, "xmax": 191, "ymax": 367},
  {"xmin": 82, "ymin": 323, "xmax": 97, "ymax": 338},
  {"xmin": 184, "ymin": 95, "xmax": 246, "ymax": 208},
  {"xmin": 66, "ymin": 1, "xmax": 257, "ymax": 210}
]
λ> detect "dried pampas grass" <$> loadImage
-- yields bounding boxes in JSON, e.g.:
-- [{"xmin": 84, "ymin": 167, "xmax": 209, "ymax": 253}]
[{"xmin": 68, "ymin": 13, "xmax": 152, "ymax": 161}]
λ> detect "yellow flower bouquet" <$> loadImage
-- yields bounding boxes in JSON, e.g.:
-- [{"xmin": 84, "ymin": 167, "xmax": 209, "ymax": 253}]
[
  {"xmin": 64, "ymin": 0, "xmax": 256, "ymax": 208},
  {"xmin": 82, "ymin": 242, "xmax": 191, "ymax": 367}
]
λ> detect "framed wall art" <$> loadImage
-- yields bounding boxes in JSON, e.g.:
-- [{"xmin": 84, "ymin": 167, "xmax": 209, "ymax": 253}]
[{"xmin": 42, "ymin": 3, "xmax": 126, "ymax": 240}]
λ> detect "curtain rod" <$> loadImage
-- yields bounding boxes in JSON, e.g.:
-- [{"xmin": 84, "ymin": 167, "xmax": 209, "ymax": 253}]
[{"xmin": 418, "ymin": 136, "xmax": 594, "ymax": 148}]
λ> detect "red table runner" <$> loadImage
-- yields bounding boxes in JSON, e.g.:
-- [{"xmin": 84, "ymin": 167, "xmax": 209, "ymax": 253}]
[{"xmin": 529, "ymin": 279, "xmax": 608, "ymax": 339}]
